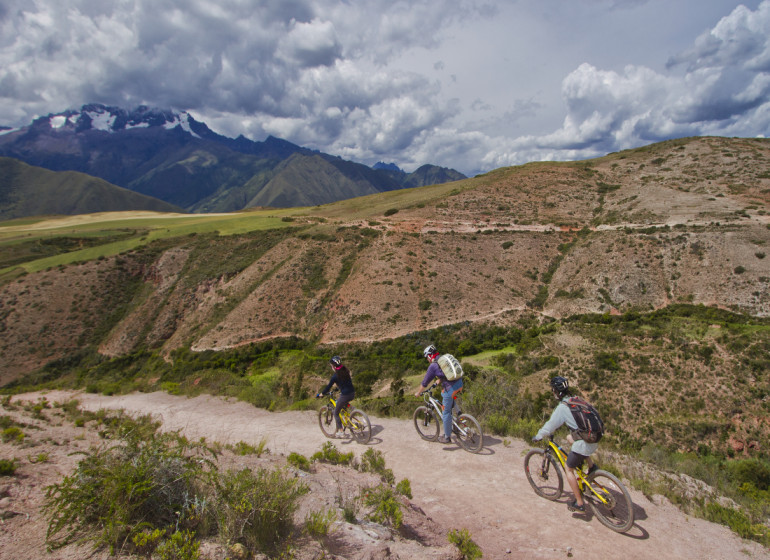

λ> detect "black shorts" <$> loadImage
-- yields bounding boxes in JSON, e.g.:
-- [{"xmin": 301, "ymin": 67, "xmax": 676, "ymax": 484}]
[{"xmin": 566, "ymin": 451, "xmax": 588, "ymax": 469}]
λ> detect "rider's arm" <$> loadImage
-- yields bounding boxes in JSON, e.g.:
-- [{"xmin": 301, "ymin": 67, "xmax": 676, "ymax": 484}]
[
  {"xmin": 318, "ymin": 375, "xmax": 336, "ymax": 397},
  {"xmin": 534, "ymin": 402, "xmax": 570, "ymax": 441},
  {"xmin": 414, "ymin": 365, "xmax": 439, "ymax": 396}
]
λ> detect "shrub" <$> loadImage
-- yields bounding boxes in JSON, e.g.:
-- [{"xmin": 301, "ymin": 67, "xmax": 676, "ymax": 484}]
[
  {"xmin": 396, "ymin": 478, "xmax": 412, "ymax": 499},
  {"xmin": 1, "ymin": 426, "xmax": 24, "ymax": 444},
  {"xmin": 211, "ymin": 467, "xmax": 308, "ymax": 554},
  {"xmin": 132, "ymin": 528, "xmax": 166, "ymax": 558},
  {"xmin": 448, "ymin": 528, "xmax": 483, "ymax": 560},
  {"xmin": 304, "ymin": 508, "xmax": 337, "ymax": 539},
  {"xmin": 43, "ymin": 417, "xmax": 215, "ymax": 552},
  {"xmin": 0, "ymin": 458, "xmax": 18, "ymax": 476},
  {"xmin": 231, "ymin": 439, "xmax": 269, "ymax": 457},
  {"xmin": 358, "ymin": 448, "xmax": 395, "ymax": 484},
  {"xmin": 311, "ymin": 442, "xmax": 354, "ymax": 466},
  {"xmin": 384, "ymin": 208, "xmax": 399, "ymax": 216},
  {"xmin": 363, "ymin": 485, "xmax": 403, "ymax": 528},
  {"xmin": 287, "ymin": 452, "xmax": 311, "ymax": 472},
  {"xmin": 155, "ymin": 530, "xmax": 200, "ymax": 560}
]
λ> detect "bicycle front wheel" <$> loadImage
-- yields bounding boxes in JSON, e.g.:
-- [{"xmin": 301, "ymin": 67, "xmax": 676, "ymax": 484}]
[
  {"xmin": 455, "ymin": 413, "xmax": 483, "ymax": 453},
  {"xmin": 413, "ymin": 406, "xmax": 440, "ymax": 441},
  {"xmin": 318, "ymin": 406, "xmax": 336, "ymax": 438},
  {"xmin": 524, "ymin": 449, "xmax": 563, "ymax": 500},
  {"xmin": 349, "ymin": 409, "xmax": 372, "ymax": 444},
  {"xmin": 585, "ymin": 470, "xmax": 634, "ymax": 533}
]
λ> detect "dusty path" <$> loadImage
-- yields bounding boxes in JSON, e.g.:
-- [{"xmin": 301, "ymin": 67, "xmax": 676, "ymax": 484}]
[{"xmin": 22, "ymin": 390, "xmax": 770, "ymax": 560}]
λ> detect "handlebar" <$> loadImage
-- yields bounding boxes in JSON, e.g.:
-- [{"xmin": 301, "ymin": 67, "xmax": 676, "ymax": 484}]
[{"xmin": 419, "ymin": 381, "xmax": 439, "ymax": 396}]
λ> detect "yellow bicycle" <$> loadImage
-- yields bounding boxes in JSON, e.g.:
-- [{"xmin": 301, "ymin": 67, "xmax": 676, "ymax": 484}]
[
  {"xmin": 317, "ymin": 389, "xmax": 372, "ymax": 444},
  {"xmin": 524, "ymin": 435, "xmax": 634, "ymax": 533}
]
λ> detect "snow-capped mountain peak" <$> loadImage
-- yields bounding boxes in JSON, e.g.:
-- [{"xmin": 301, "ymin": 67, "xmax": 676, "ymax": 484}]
[{"xmin": 43, "ymin": 104, "xmax": 201, "ymax": 137}]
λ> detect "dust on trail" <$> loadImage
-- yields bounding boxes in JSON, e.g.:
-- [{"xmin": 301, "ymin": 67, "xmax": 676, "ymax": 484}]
[{"xmin": 23, "ymin": 390, "xmax": 770, "ymax": 560}]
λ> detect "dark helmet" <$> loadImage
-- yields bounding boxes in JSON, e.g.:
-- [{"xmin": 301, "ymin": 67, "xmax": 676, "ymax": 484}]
[
  {"xmin": 423, "ymin": 344, "xmax": 437, "ymax": 359},
  {"xmin": 550, "ymin": 376, "xmax": 569, "ymax": 396},
  {"xmin": 330, "ymin": 356, "xmax": 342, "ymax": 368}
]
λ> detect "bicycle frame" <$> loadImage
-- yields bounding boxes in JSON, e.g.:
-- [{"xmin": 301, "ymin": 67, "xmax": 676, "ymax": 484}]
[
  {"xmin": 544, "ymin": 436, "xmax": 610, "ymax": 507},
  {"xmin": 323, "ymin": 390, "xmax": 353, "ymax": 427},
  {"xmin": 422, "ymin": 383, "xmax": 462, "ymax": 427}
]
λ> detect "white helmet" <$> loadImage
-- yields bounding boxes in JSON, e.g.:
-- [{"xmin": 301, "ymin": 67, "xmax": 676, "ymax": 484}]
[{"xmin": 423, "ymin": 344, "xmax": 437, "ymax": 358}]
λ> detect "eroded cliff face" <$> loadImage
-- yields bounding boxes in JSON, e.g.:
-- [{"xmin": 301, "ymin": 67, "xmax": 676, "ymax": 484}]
[{"xmin": 2, "ymin": 137, "xmax": 769, "ymax": 382}]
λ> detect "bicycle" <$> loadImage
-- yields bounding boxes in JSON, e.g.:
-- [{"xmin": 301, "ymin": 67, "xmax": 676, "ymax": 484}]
[
  {"xmin": 413, "ymin": 381, "xmax": 483, "ymax": 453},
  {"xmin": 524, "ymin": 435, "xmax": 634, "ymax": 533},
  {"xmin": 317, "ymin": 389, "xmax": 372, "ymax": 444}
]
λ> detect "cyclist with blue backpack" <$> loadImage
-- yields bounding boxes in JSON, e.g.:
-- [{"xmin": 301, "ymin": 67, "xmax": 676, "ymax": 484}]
[
  {"xmin": 532, "ymin": 376, "xmax": 599, "ymax": 513},
  {"xmin": 413, "ymin": 344, "xmax": 463, "ymax": 444}
]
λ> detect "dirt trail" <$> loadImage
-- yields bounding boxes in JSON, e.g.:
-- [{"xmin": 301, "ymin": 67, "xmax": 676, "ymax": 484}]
[{"xmin": 23, "ymin": 390, "xmax": 770, "ymax": 560}]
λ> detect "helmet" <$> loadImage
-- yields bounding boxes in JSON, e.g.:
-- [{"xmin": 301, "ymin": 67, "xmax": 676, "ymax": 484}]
[
  {"xmin": 423, "ymin": 344, "xmax": 437, "ymax": 359},
  {"xmin": 330, "ymin": 356, "xmax": 342, "ymax": 368},
  {"xmin": 550, "ymin": 376, "xmax": 569, "ymax": 396}
]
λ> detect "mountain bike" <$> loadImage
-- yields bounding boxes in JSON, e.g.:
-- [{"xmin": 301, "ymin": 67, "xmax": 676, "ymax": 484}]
[
  {"xmin": 524, "ymin": 435, "xmax": 634, "ymax": 533},
  {"xmin": 317, "ymin": 389, "xmax": 372, "ymax": 444},
  {"xmin": 413, "ymin": 381, "xmax": 483, "ymax": 453}
]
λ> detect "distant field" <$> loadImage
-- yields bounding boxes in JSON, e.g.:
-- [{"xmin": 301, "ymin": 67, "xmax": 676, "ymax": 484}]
[{"xmin": 0, "ymin": 209, "xmax": 299, "ymax": 275}]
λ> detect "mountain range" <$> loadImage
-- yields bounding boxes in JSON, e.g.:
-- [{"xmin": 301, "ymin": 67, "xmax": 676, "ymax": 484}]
[{"xmin": 0, "ymin": 104, "xmax": 465, "ymax": 219}]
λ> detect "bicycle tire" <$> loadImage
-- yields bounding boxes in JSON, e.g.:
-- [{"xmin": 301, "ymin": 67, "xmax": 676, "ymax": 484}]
[
  {"xmin": 585, "ymin": 470, "xmax": 634, "ymax": 533},
  {"xmin": 413, "ymin": 406, "xmax": 440, "ymax": 441},
  {"xmin": 349, "ymin": 409, "xmax": 372, "ymax": 444},
  {"xmin": 455, "ymin": 413, "xmax": 483, "ymax": 453},
  {"xmin": 318, "ymin": 406, "xmax": 336, "ymax": 438},
  {"xmin": 524, "ymin": 448, "xmax": 563, "ymax": 500}
]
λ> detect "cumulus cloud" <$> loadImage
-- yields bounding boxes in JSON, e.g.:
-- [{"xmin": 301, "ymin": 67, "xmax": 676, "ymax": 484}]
[
  {"xmin": 0, "ymin": 0, "xmax": 768, "ymax": 176},
  {"xmin": 480, "ymin": 0, "xmax": 770, "ymax": 171}
]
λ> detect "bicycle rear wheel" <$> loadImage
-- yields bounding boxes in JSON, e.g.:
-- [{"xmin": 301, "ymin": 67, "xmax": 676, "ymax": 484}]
[
  {"xmin": 413, "ymin": 406, "xmax": 440, "ymax": 441},
  {"xmin": 318, "ymin": 406, "xmax": 336, "ymax": 438},
  {"xmin": 349, "ymin": 409, "xmax": 372, "ymax": 444},
  {"xmin": 455, "ymin": 413, "xmax": 483, "ymax": 453},
  {"xmin": 585, "ymin": 470, "xmax": 635, "ymax": 533},
  {"xmin": 524, "ymin": 449, "xmax": 563, "ymax": 500}
]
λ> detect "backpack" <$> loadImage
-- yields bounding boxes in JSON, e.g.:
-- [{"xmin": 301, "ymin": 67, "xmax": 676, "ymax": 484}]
[
  {"xmin": 566, "ymin": 397, "xmax": 604, "ymax": 443},
  {"xmin": 436, "ymin": 354, "xmax": 463, "ymax": 380}
]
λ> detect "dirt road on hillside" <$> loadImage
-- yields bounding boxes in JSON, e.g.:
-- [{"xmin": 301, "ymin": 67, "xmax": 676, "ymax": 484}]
[{"xmin": 17, "ymin": 390, "xmax": 770, "ymax": 560}]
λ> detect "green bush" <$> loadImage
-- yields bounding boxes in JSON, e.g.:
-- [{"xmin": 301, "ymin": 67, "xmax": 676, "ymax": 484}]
[
  {"xmin": 358, "ymin": 448, "xmax": 395, "ymax": 484},
  {"xmin": 211, "ymin": 467, "xmax": 308, "ymax": 554},
  {"xmin": 311, "ymin": 442, "xmax": 354, "ymax": 466},
  {"xmin": 448, "ymin": 528, "xmax": 483, "ymax": 560},
  {"xmin": 287, "ymin": 452, "xmax": 311, "ymax": 472},
  {"xmin": 396, "ymin": 478, "xmax": 412, "ymax": 499},
  {"xmin": 363, "ymin": 485, "xmax": 403, "ymax": 528},
  {"xmin": 0, "ymin": 458, "xmax": 18, "ymax": 476},
  {"xmin": 43, "ymin": 417, "xmax": 214, "ymax": 552},
  {"xmin": 1, "ymin": 426, "xmax": 24, "ymax": 444},
  {"xmin": 231, "ymin": 439, "xmax": 269, "ymax": 457},
  {"xmin": 304, "ymin": 508, "xmax": 337, "ymax": 539},
  {"xmin": 155, "ymin": 530, "xmax": 200, "ymax": 560}
]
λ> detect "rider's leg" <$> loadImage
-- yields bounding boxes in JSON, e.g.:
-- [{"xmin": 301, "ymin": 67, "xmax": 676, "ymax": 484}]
[
  {"xmin": 334, "ymin": 393, "xmax": 354, "ymax": 434},
  {"xmin": 566, "ymin": 451, "xmax": 588, "ymax": 508},
  {"xmin": 440, "ymin": 388, "xmax": 453, "ymax": 440},
  {"xmin": 567, "ymin": 433, "xmax": 596, "ymax": 473},
  {"xmin": 440, "ymin": 380, "xmax": 463, "ymax": 440}
]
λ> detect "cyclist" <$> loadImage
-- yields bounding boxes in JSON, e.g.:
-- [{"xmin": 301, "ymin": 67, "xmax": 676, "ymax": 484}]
[
  {"xmin": 413, "ymin": 344, "xmax": 463, "ymax": 444},
  {"xmin": 532, "ymin": 376, "xmax": 598, "ymax": 513},
  {"xmin": 316, "ymin": 356, "xmax": 355, "ymax": 438}
]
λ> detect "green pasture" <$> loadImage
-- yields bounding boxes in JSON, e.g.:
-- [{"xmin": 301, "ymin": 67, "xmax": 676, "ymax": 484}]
[{"xmin": 0, "ymin": 210, "xmax": 299, "ymax": 275}]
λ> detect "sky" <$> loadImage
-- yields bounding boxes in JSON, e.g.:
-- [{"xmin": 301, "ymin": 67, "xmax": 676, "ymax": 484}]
[{"xmin": 1, "ymin": 0, "xmax": 769, "ymax": 177}]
